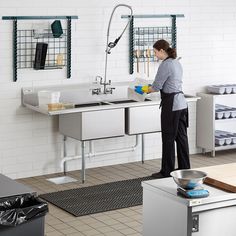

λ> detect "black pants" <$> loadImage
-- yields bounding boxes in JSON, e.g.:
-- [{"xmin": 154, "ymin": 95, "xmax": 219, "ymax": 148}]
[{"xmin": 160, "ymin": 108, "xmax": 190, "ymax": 177}]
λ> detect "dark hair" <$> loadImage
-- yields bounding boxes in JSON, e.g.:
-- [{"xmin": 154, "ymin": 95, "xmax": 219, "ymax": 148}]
[{"xmin": 153, "ymin": 39, "xmax": 177, "ymax": 59}]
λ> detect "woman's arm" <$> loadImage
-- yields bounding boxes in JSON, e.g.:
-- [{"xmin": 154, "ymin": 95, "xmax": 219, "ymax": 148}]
[
  {"xmin": 151, "ymin": 61, "xmax": 171, "ymax": 92},
  {"xmin": 147, "ymin": 86, "xmax": 156, "ymax": 93}
]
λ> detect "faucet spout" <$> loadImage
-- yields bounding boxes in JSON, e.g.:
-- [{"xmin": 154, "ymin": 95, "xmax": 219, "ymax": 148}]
[
  {"xmin": 104, "ymin": 4, "xmax": 133, "ymax": 89},
  {"xmin": 93, "ymin": 4, "xmax": 133, "ymax": 95}
]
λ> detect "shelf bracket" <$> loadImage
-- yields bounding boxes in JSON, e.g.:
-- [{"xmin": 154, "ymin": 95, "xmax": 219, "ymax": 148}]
[
  {"xmin": 13, "ymin": 19, "xmax": 18, "ymax": 82},
  {"xmin": 171, "ymin": 15, "xmax": 177, "ymax": 49},
  {"xmin": 129, "ymin": 16, "xmax": 134, "ymax": 75},
  {"xmin": 67, "ymin": 16, "xmax": 72, "ymax": 79}
]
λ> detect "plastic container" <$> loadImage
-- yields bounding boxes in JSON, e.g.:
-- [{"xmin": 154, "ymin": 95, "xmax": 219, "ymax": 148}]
[
  {"xmin": 232, "ymin": 85, "xmax": 236, "ymax": 94},
  {"xmin": 215, "ymin": 110, "xmax": 224, "ymax": 119},
  {"xmin": 128, "ymin": 78, "xmax": 150, "ymax": 102},
  {"xmin": 0, "ymin": 194, "xmax": 48, "ymax": 236},
  {"xmin": 207, "ymin": 85, "xmax": 226, "ymax": 94},
  {"xmin": 225, "ymin": 86, "xmax": 233, "ymax": 94},
  {"xmin": 232, "ymin": 136, "xmax": 236, "ymax": 144},
  {"xmin": 38, "ymin": 90, "xmax": 60, "ymax": 108},
  {"xmin": 219, "ymin": 131, "xmax": 236, "ymax": 144},
  {"xmin": 207, "ymin": 84, "xmax": 236, "ymax": 94},
  {"xmin": 215, "ymin": 104, "xmax": 236, "ymax": 119},
  {"xmin": 230, "ymin": 110, "xmax": 236, "ymax": 118},
  {"xmin": 223, "ymin": 111, "xmax": 231, "ymax": 119},
  {"xmin": 224, "ymin": 137, "xmax": 232, "ymax": 145},
  {"xmin": 215, "ymin": 136, "xmax": 225, "ymax": 146}
]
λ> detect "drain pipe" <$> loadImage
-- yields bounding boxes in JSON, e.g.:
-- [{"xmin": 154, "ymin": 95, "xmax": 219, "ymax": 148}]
[{"xmin": 61, "ymin": 135, "xmax": 140, "ymax": 174}]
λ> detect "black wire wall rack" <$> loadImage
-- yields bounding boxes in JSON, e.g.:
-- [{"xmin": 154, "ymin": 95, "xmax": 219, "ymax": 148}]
[
  {"xmin": 17, "ymin": 29, "xmax": 67, "ymax": 69},
  {"xmin": 2, "ymin": 15, "xmax": 78, "ymax": 82},
  {"xmin": 121, "ymin": 14, "xmax": 184, "ymax": 74}
]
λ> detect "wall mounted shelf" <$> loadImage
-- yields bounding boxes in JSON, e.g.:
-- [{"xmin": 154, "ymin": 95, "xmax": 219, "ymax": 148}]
[
  {"xmin": 2, "ymin": 15, "xmax": 78, "ymax": 81},
  {"xmin": 121, "ymin": 14, "xmax": 184, "ymax": 74}
]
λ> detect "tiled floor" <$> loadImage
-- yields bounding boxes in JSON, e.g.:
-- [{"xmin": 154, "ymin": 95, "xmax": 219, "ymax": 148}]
[{"xmin": 18, "ymin": 151, "xmax": 236, "ymax": 236}]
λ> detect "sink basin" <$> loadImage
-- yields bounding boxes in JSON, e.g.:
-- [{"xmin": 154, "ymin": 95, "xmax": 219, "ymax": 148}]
[
  {"xmin": 110, "ymin": 98, "xmax": 152, "ymax": 104},
  {"xmin": 109, "ymin": 99, "xmax": 138, "ymax": 104},
  {"xmin": 74, "ymin": 102, "xmax": 109, "ymax": 108},
  {"xmin": 74, "ymin": 98, "xmax": 152, "ymax": 108}
]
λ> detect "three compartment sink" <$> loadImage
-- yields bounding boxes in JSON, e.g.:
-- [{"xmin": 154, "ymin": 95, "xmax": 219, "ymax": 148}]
[{"xmin": 59, "ymin": 97, "xmax": 160, "ymax": 141}]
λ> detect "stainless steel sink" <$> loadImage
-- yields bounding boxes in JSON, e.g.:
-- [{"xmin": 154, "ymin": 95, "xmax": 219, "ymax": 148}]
[
  {"xmin": 74, "ymin": 102, "xmax": 109, "ymax": 108},
  {"xmin": 107, "ymin": 98, "xmax": 151, "ymax": 104},
  {"xmin": 108, "ymin": 99, "xmax": 138, "ymax": 104},
  {"xmin": 59, "ymin": 108, "xmax": 125, "ymax": 140},
  {"xmin": 125, "ymin": 104, "xmax": 161, "ymax": 135}
]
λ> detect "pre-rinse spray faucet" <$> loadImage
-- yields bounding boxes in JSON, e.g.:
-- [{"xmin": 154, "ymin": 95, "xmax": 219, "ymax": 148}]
[{"xmin": 93, "ymin": 4, "xmax": 133, "ymax": 95}]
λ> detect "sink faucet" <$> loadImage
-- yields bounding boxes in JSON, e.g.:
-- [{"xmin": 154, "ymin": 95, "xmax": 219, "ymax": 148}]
[
  {"xmin": 92, "ymin": 76, "xmax": 115, "ymax": 95},
  {"xmin": 93, "ymin": 4, "xmax": 133, "ymax": 96}
]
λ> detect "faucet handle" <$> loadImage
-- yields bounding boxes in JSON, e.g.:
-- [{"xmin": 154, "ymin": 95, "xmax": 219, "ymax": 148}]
[
  {"xmin": 95, "ymin": 76, "xmax": 103, "ymax": 84},
  {"xmin": 92, "ymin": 87, "xmax": 102, "ymax": 95},
  {"xmin": 105, "ymin": 87, "xmax": 116, "ymax": 94}
]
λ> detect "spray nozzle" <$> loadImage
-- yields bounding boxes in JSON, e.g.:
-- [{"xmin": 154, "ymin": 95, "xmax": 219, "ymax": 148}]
[{"xmin": 106, "ymin": 37, "xmax": 121, "ymax": 54}]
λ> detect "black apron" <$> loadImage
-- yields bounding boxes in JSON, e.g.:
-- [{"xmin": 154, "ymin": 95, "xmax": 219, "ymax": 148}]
[{"xmin": 159, "ymin": 90, "xmax": 190, "ymax": 177}]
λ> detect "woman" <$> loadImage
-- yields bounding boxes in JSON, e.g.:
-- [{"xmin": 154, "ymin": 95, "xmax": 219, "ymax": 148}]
[{"xmin": 148, "ymin": 39, "xmax": 190, "ymax": 178}]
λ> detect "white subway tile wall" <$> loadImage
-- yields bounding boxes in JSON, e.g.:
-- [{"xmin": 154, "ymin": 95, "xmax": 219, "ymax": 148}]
[{"xmin": 1, "ymin": 0, "xmax": 236, "ymax": 178}]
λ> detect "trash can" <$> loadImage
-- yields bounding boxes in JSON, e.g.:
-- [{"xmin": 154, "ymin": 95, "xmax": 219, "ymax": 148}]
[{"xmin": 0, "ymin": 194, "xmax": 48, "ymax": 236}]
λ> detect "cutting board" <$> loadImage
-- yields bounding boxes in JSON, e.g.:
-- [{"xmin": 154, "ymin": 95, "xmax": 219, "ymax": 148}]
[{"xmin": 197, "ymin": 163, "xmax": 236, "ymax": 193}]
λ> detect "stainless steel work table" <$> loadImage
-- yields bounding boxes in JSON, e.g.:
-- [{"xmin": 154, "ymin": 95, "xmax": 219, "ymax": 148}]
[
  {"xmin": 0, "ymin": 173, "xmax": 34, "ymax": 199},
  {"xmin": 142, "ymin": 178, "xmax": 236, "ymax": 236}
]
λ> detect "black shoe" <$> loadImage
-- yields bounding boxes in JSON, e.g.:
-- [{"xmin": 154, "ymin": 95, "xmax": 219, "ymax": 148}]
[{"xmin": 151, "ymin": 172, "xmax": 165, "ymax": 179}]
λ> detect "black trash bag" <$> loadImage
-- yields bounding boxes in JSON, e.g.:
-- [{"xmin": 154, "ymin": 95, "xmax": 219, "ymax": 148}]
[{"xmin": 0, "ymin": 194, "xmax": 48, "ymax": 227}]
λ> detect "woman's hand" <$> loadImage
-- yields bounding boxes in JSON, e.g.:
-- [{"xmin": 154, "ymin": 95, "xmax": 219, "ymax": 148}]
[{"xmin": 134, "ymin": 85, "xmax": 152, "ymax": 94}]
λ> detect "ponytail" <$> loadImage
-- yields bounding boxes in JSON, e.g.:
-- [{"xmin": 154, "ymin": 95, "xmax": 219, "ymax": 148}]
[
  {"xmin": 166, "ymin": 47, "xmax": 177, "ymax": 59},
  {"xmin": 153, "ymin": 39, "xmax": 177, "ymax": 59}
]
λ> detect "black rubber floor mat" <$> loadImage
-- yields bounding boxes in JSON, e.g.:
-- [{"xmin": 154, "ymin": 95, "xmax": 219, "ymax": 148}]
[{"xmin": 39, "ymin": 176, "xmax": 154, "ymax": 217}]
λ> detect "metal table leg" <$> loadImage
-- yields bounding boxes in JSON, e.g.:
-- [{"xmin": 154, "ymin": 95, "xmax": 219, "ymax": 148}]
[
  {"xmin": 63, "ymin": 135, "xmax": 67, "ymax": 175},
  {"xmin": 211, "ymin": 150, "xmax": 215, "ymax": 157},
  {"xmin": 81, "ymin": 141, "xmax": 86, "ymax": 183},
  {"xmin": 46, "ymin": 135, "xmax": 78, "ymax": 185},
  {"xmin": 141, "ymin": 134, "xmax": 144, "ymax": 163}
]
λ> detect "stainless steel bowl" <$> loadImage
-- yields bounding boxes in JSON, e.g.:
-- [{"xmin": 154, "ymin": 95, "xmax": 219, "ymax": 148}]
[{"xmin": 170, "ymin": 169, "xmax": 207, "ymax": 189}]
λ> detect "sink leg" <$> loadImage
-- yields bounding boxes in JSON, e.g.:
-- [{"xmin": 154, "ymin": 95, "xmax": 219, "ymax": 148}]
[
  {"xmin": 63, "ymin": 135, "xmax": 67, "ymax": 175},
  {"xmin": 141, "ymin": 134, "xmax": 144, "ymax": 164},
  {"xmin": 81, "ymin": 141, "xmax": 86, "ymax": 183},
  {"xmin": 211, "ymin": 150, "xmax": 215, "ymax": 157}
]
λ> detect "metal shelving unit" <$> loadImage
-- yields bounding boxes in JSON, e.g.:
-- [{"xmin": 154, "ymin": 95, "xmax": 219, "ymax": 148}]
[
  {"xmin": 121, "ymin": 14, "xmax": 184, "ymax": 74},
  {"xmin": 196, "ymin": 92, "xmax": 236, "ymax": 157},
  {"xmin": 2, "ymin": 15, "xmax": 78, "ymax": 81}
]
